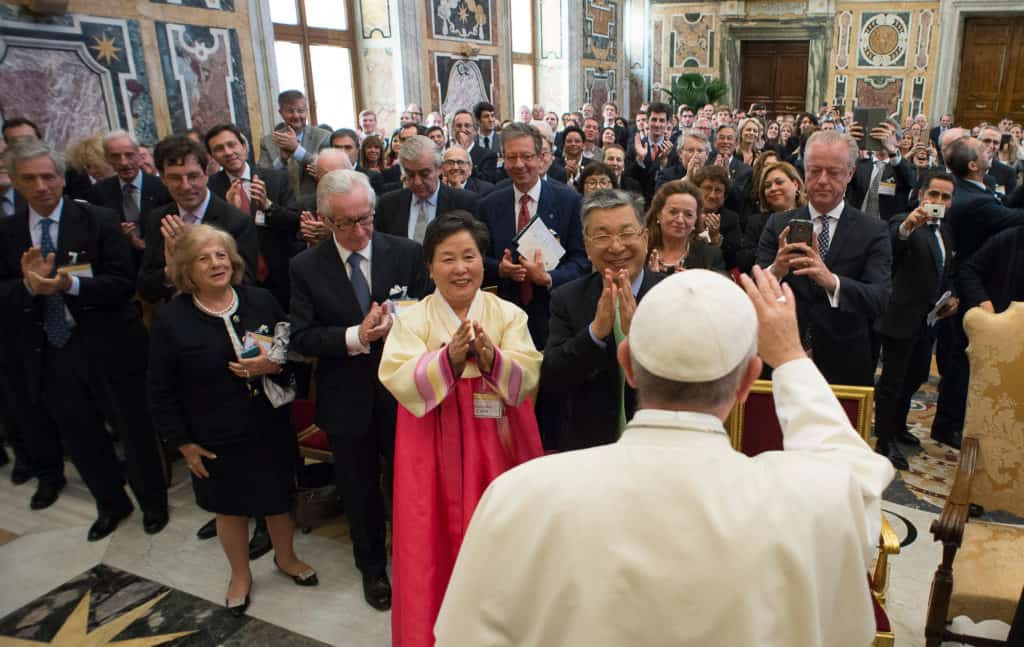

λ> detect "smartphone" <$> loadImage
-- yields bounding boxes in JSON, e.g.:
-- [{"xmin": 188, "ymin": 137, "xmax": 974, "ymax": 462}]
[
  {"xmin": 1001, "ymin": 133, "xmax": 1013, "ymax": 148},
  {"xmin": 788, "ymin": 219, "xmax": 814, "ymax": 246},
  {"xmin": 853, "ymin": 107, "xmax": 887, "ymax": 152},
  {"xmin": 240, "ymin": 345, "xmax": 261, "ymax": 359},
  {"xmin": 923, "ymin": 204, "xmax": 945, "ymax": 222}
]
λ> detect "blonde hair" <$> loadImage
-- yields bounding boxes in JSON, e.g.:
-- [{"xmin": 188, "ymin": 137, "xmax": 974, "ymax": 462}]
[
  {"xmin": 64, "ymin": 134, "xmax": 111, "ymax": 176},
  {"xmin": 170, "ymin": 224, "xmax": 245, "ymax": 294}
]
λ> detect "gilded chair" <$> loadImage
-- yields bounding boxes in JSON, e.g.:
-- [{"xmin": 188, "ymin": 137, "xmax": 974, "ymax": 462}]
[
  {"xmin": 925, "ymin": 304, "xmax": 1024, "ymax": 647},
  {"xmin": 726, "ymin": 380, "xmax": 898, "ymax": 647}
]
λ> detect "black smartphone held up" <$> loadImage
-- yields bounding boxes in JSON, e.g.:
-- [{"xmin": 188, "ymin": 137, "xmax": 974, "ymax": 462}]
[
  {"xmin": 788, "ymin": 219, "xmax": 814, "ymax": 246},
  {"xmin": 854, "ymin": 107, "xmax": 887, "ymax": 152}
]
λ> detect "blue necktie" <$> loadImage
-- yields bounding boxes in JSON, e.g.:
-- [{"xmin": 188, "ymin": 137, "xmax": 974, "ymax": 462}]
[
  {"xmin": 347, "ymin": 252, "xmax": 370, "ymax": 316},
  {"xmin": 39, "ymin": 219, "xmax": 71, "ymax": 347}
]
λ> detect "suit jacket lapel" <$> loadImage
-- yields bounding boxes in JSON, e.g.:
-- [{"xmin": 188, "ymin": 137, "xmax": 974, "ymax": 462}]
[
  {"xmin": 369, "ymin": 233, "xmax": 393, "ymax": 303},
  {"xmin": 203, "ymin": 193, "xmax": 226, "ymax": 225},
  {"xmin": 318, "ymin": 238, "xmax": 359, "ymax": 313},
  {"xmin": 824, "ymin": 204, "xmax": 854, "ymax": 264},
  {"xmin": 535, "ymin": 181, "xmax": 552, "ymax": 224},
  {"xmin": 399, "ymin": 190, "xmax": 413, "ymax": 237},
  {"xmin": 12, "ymin": 209, "xmax": 32, "ymax": 258},
  {"xmin": 437, "ymin": 185, "xmax": 452, "ymax": 217},
  {"xmin": 56, "ymin": 200, "xmax": 86, "ymax": 264}
]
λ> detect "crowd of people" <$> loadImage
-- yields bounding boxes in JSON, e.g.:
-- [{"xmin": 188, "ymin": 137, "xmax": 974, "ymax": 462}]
[{"xmin": 1, "ymin": 89, "xmax": 1023, "ymax": 644}]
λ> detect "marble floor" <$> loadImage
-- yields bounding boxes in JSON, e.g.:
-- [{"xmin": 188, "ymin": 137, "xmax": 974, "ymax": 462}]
[{"xmin": 0, "ymin": 456, "xmax": 1013, "ymax": 646}]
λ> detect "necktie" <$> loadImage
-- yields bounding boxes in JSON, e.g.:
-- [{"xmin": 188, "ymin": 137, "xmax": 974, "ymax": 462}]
[
  {"xmin": 517, "ymin": 194, "xmax": 533, "ymax": 306},
  {"xmin": 483, "ymin": 135, "xmax": 490, "ymax": 150},
  {"xmin": 38, "ymin": 219, "xmax": 71, "ymax": 348},
  {"xmin": 816, "ymin": 215, "xmax": 832, "ymax": 258},
  {"xmin": 863, "ymin": 160, "xmax": 883, "ymax": 218},
  {"xmin": 413, "ymin": 199, "xmax": 428, "ymax": 243},
  {"xmin": 930, "ymin": 224, "xmax": 945, "ymax": 281},
  {"xmin": 180, "ymin": 210, "xmax": 197, "ymax": 225},
  {"xmin": 614, "ymin": 297, "xmax": 627, "ymax": 437},
  {"xmin": 347, "ymin": 252, "xmax": 370, "ymax": 316},
  {"xmin": 237, "ymin": 179, "xmax": 251, "ymax": 214},
  {"xmin": 122, "ymin": 183, "xmax": 140, "ymax": 223}
]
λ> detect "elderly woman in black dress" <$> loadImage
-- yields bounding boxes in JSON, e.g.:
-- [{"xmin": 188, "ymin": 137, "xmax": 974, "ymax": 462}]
[{"xmin": 148, "ymin": 224, "xmax": 316, "ymax": 616}]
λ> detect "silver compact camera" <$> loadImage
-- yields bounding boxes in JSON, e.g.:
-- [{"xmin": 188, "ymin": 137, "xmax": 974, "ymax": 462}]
[{"xmin": 923, "ymin": 203, "xmax": 945, "ymax": 222}]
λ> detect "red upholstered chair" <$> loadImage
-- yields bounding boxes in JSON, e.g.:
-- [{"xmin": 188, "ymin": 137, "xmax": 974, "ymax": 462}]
[
  {"xmin": 292, "ymin": 398, "xmax": 333, "ymax": 463},
  {"xmin": 725, "ymin": 380, "xmax": 897, "ymax": 647}
]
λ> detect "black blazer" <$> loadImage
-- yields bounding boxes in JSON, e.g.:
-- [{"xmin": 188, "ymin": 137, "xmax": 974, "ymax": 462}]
[
  {"xmin": 148, "ymin": 285, "xmax": 293, "ymax": 449},
  {"xmin": 207, "ymin": 167, "xmax": 301, "ymax": 307},
  {"xmin": 957, "ymin": 226, "xmax": 1024, "ymax": 312},
  {"xmin": 137, "ymin": 192, "xmax": 260, "ymax": 303},
  {"xmin": 879, "ymin": 213, "xmax": 952, "ymax": 339},
  {"xmin": 846, "ymin": 157, "xmax": 916, "ymax": 221},
  {"xmin": 461, "ymin": 177, "xmax": 496, "ymax": 196},
  {"xmin": 374, "ymin": 185, "xmax": 479, "ymax": 239},
  {"xmin": 469, "ymin": 145, "xmax": 499, "ymax": 183},
  {"xmin": 650, "ymin": 238, "xmax": 726, "ymax": 273},
  {"xmin": 288, "ymin": 232, "xmax": 429, "ymax": 436},
  {"xmin": 0, "ymin": 200, "xmax": 145, "ymax": 399},
  {"xmin": 947, "ymin": 178, "xmax": 1024, "ymax": 267},
  {"xmin": 989, "ymin": 159, "xmax": 1019, "ymax": 196},
  {"xmin": 756, "ymin": 204, "xmax": 892, "ymax": 386},
  {"xmin": 87, "ymin": 173, "xmax": 171, "ymax": 237},
  {"xmin": 541, "ymin": 270, "xmax": 665, "ymax": 450}
]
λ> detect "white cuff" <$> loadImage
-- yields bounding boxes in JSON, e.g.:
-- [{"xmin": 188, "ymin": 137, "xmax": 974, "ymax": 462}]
[
  {"xmin": 827, "ymin": 274, "xmax": 841, "ymax": 308},
  {"xmin": 345, "ymin": 325, "xmax": 370, "ymax": 355},
  {"xmin": 67, "ymin": 275, "xmax": 81, "ymax": 296}
]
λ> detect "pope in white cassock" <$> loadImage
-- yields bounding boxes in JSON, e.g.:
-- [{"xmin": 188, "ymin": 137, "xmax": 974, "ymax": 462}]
[{"xmin": 434, "ymin": 266, "xmax": 896, "ymax": 647}]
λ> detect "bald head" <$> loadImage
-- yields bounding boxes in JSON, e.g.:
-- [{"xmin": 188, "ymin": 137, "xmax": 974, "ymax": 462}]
[
  {"xmin": 940, "ymin": 127, "xmax": 970, "ymax": 160},
  {"xmin": 316, "ymin": 148, "xmax": 352, "ymax": 177}
]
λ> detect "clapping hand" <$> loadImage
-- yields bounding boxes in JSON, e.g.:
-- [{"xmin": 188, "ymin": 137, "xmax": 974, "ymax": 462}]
[
  {"xmin": 613, "ymin": 269, "xmax": 637, "ymax": 335},
  {"xmin": 20, "ymin": 247, "xmax": 68, "ymax": 295},
  {"xmin": 472, "ymin": 321, "xmax": 495, "ymax": 375},
  {"xmin": 633, "ymin": 133, "xmax": 649, "ymax": 162},
  {"xmin": 272, "ymin": 128, "xmax": 299, "ymax": 156},
  {"xmin": 358, "ymin": 302, "xmax": 393, "ymax": 347},
  {"xmin": 703, "ymin": 212, "xmax": 722, "ymax": 245},
  {"xmin": 300, "ymin": 211, "xmax": 327, "ymax": 246},
  {"xmin": 447, "ymin": 319, "xmax": 474, "ymax": 377},
  {"xmin": 499, "ymin": 248, "xmax": 527, "ymax": 282},
  {"xmin": 161, "ymin": 214, "xmax": 188, "ymax": 270},
  {"xmin": 120, "ymin": 222, "xmax": 146, "ymax": 250}
]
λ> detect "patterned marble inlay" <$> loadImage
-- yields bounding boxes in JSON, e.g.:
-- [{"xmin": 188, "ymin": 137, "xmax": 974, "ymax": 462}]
[
  {"xmin": 434, "ymin": 54, "xmax": 493, "ymax": 116},
  {"xmin": 857, "ymin": 11, "xmax": 911, "ymax": 69},
  {"xmin": 583, "ymin": 0, "xmax": 617, "ymax": 61},
  {"xmin": 148, "ymin": 0, "xmax": 235, "ymax": 11},
  {"xmin": 430, "ymin": 0, "xmax": 493, "ymax": 44},
  {"xmin": 835, "ymin": 10, "xmax": 853, "ymax": 70}
]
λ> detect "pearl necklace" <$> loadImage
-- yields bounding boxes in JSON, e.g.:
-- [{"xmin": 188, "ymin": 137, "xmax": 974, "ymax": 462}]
[{"xmin": 193, "ymin": 288, "xmax": 238, "ymax": 317}]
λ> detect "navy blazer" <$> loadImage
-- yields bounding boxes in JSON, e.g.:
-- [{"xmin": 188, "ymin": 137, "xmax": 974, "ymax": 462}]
[
  {"xmin": 947, "ymin": 178, "xmax": 1024, "ymax": 268},
  {"xmin": 879, "ymin": 213, "xmax": 952, "ymax": 339},
  {"xmin": 756, "ymin": 203, "xmax": 892, "ymax": 386},
  {"xmin": 469, "ymin": 145, "xmax": 499, "ymax": 183},
  {"xmin": 476, "ymin": 180, "xmax": 588, "ymax": 346},
  {"xmin": 374, "ymin": 185, "xmax": 479, "ymax": 239},
  {"xmin": 87, "ymin": 173, "xmax": 171, "ymax": 239},
  {"xmin": 846, "ymin": 156, "xmax": 916, "ymax": 221}
]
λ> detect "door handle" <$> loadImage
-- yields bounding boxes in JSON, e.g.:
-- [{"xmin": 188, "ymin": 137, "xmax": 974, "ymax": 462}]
[{"xmin": 975, "ymin": 104, "xmax": 987, "ymax": 109}]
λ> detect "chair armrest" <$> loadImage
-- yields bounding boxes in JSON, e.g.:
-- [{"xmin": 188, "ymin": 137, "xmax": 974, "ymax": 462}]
[
  {"xmin": 880, "ymin": 515, "xmax": 900, "ymax": 556},
  {"xmin": 930, "ymin": 436, "xmax": 979, "ymax": 546}
]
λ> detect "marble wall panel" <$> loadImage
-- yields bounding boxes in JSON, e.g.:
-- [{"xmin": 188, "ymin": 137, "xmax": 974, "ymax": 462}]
[
  {"xmin": 857, "ymin": 11, "xmax": 911, "ymax": 69},
  {"xmin": 362, "ymin": 47, "xmax": 399, "ymax": 128},
  {"xmin": 148, "ymin": 0, "xmax": 235, "ymax": 11},
  {"xmin": 154, "ymin": 22, "xmax": 250, "ymax": 142},
  {"xmin": 670, "ymin": 13, "xmax": 714, "ymax": 68},
  {"xmin": 584, "ymin": 67, "xmax": 615, "ymax": 107},
  {"xmin": 361, "ymin": 0, "xmax": 393, "ymax": 39},
  {"xmin": 429, "ymin": 0, "xmax": 494, "ymax": 44},
  {"xmin": 433, "ymin": 54, "xmax": 494, "ymax": 115},
  {"xmin": 583, "ymin": 0, "xmax": 617, "ymax": 62},
  {"xmin": 0, "ymin": 11, "xmax": 156, "ymax": 149}
]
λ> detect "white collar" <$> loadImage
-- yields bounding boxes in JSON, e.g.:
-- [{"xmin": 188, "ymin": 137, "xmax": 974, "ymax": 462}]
[
  {"xmin": 29, "ymin": 198, "xmax": 63, "ymax": 224},
  {"xmin": 121, "ymin": 171, "xmax": 143, "ymax": 192},
  {"xmin": 414, "ymin": 184, "xmax": 440, "ymax": 207},
  {"xmin": 334, "ymin": 237, "xmax": 372, "ymax": 266},
  {"xmin": 619, "ymin": 409, "xmax": 730, "ymax": 444},
  {"xmin": 513, "ymin": 178, "xmax": 543, "ymax": 206},
  {"xmin": 177, "ymin": 190, "xmax": 212, "ymax": 222},
  {"xmin": 808, "ymin": 199, "xmax": 845, "ymax": 222},
  {"xmin": 436, "ymin": 288, "xmax": 482, "ymax": 332},
  {"xmin": 228, "ymin": 162, "xmax": 252, "ymax": 182}
]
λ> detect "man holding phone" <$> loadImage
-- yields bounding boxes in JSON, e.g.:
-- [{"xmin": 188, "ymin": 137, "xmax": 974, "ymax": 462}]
[
  {"xmin": 755, "ymin": 130, "xmax": 892, "ymax": 386},
  {"xmin": 874, "ymin": 171, "xmax": 956, "ymax": 469}
]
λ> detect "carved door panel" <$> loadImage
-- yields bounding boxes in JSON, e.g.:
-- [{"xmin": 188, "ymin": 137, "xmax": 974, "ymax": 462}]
[
  {"xmin": 956, "ymin": 17, "xmax": 1024, "ymax": 126},
  {"xmin": 740, "ymin": 40, "xmax": 809, "ymax": 118}
]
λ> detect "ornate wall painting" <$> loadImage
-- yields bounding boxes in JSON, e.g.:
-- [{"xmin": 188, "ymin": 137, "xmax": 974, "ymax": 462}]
[
  {"xmin": 857, "ymin": 12, "xmax": 911, "ymax": 69},
  {"xmin": 834, "ymin": 74, "xmax": 848, "ymax": 107},
  {"xmin": 670, "ymin": 13, "xmax": 713, "ymax": 69},
  {"xmin": 584, "ymin": 67, "xmax": 616, "ymax": 107},
  {"xmin": 148, "ymin": 0, "xmax": 235, "ymax": 11},
  {"xmin": 430, "ymin": 0, "xmax": 493, "ymax": 44},
  {"xmin": 652, "ymin": 18, "xmax": 663, "ymax": 83},
  {"xmin": 910, "ymin": 76, "xmax": 925, "ymax": 118},
  {"xmin": 855, "ymin": 76, "xmax": 903, "ymax": 115},
  {"xmin": 0, "ymin": 11, "xmax": 156, "ymax": 149},
  {"xmin": 361, "ymin": 0, "xmax": 393, "ymax": 39},
  {"xmin": 155, "ymin": 22, "xmax": 251, "ymax": 143},
  {"xmin": 434, "ymin": 54, "xmax": 493, "ymax": 116},
  {"xmin": 583, "ymin": 0, "xmax": 617, "ymax": 62},
  {"xmin": 835, "ymin": 10, "xmax": 853, "ymax": 70},
  {"xmin": 913, "ymin": 9, "xmax": 934, "ymax": 71}
]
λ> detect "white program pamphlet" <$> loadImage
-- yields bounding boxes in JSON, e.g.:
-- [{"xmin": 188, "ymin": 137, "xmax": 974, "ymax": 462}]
[
  {"xmin": 927, "ymin": 290, "xmax": 953, "ymax": 327},
  {"xmin": 514, "ymin": 214, "xmax": 565, "ymax": 271}
]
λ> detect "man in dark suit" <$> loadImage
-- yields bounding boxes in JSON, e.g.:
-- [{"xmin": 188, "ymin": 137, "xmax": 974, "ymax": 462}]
[
  {"xmin": 542, "ymin": 189, "xmax": 662, "ymax": 450},
  {"xmin": 290, "ymin": 169, "xmax": 429, "ymax": 611},
  {"xmin": 979, "ymin": 126, "xmax": 1018, "ymax": 196},
  {"xmin": 451, "ymin": 110, "xmax": 498, "ymax": 183},
  {"xmin": 476, "ymin": 122, "xmax": 589, "ymax": 347},
  {"xmin": 379, "ymin": 123, "xmax": 423, "ymax": 193},
  {"xmin": 441, "ymin": 146, "xmax": 494, "ymax": 196},
  {"xmin": 875, "ymin": 171, "xmax": 957, "ymax": 469},
  {"xmin": 87, "ymin": 130, "xmax": 171, "ymax": 251},
  {"xmin": 845, "ymin": 121, "xmax": 916, "ymax": 221},
  {"xmin": 473, "ymin": 101, "xmax": 502, "ymax": 154},
  {"xmin": 329, "ymin": 128, "xmax": 385, "ymax": 196},
  {"xmin": 929, "ymin": 114, "xmax": 953, "ymax": 152},
  {"xmin": 626, "ymin": 102, "xmax": 677, "ymax": 203},
  {"xmin": 495, "ymin": 136, "xmax": 567, "ymax": 186},
  {"xmin": 205, "ymin": 124, "xmax": 299, "ymax": 307},
  {"xmin": 374, "ymin": 135, "xmax": 478, "ymax": 243},
  {"xmin": 138, "ymin": 136, "xmax": 259, "ymax": 303},
  {"xmin": 0, "ymin": 139, "xmax": 168, "ymax": 540},
  {"xmin": 757, "ymin": 130, "xmax": 892, "ymax": 386},
  {"xmin": 957, "ymin": 225, "xmax": 1024, "ymax": 313},
  {"xmin": 258, "ymin": 90, "xmax": 331, "ymax": 198},
  {"xmin": 931, "ymin": 137, "xmax": 1024, "ymax": 448}
]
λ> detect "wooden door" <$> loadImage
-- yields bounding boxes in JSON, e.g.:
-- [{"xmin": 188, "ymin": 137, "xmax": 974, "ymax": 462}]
[
  {"xmin": 956, "ymin": 17, "xmax": 1024, "ymax": 126},
  {"xmin": 740, "ymin": 41, "xmax": 809, "ymax": 118}
]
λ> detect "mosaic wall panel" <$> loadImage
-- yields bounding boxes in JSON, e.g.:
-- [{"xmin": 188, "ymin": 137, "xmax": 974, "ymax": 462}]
[
  {"xmin": 149, "ymin": 0, "xmax": 235, "ymax": 11},
  {"xmin": 857, "ymin": 12, "xmax": 911, "ymax": 69},
  {"xmin": 583, "ymin": 0, "xmax": 617, "ymax": 62},
  {"xmin": 835, "ymin": 10, "xmax": 853, "ymax": 70},
  {"xmin": 670, "ymin": 13, "xmax": 714, "ymax": 68},
  {"xmin": 429, "ymin": 0, "xmax": 493, "ymax": 44},
  {"xmin": 154, "ymin": 22, "xmax": 250, "ymax": 143},
  {"xmin": 584, "ymin": 67, "xmax": 616, "ymax": 107},
  {"xmin": 362, "ymin": 47, "xmax": 399, "ymax": 127},
  {"xmin": 433, "ymin": 54, "xmax": 494, "ymax": 115},
  {"xmin": 0, "ymin": 10, "xmax": 157, "ymax": 150},
  {"xmin": 652, "ymin": 18, "xmax": 663, "ymax": 82},
  {"xmin": 650, "ymin": 3, "xmax": 719, "ymax": 97},
  {"xmin": 361, "ymin": 0, "xmax": 393, "ymax": 39}
]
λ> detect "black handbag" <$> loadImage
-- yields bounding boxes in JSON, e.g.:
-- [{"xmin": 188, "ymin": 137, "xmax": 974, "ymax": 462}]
[{"xmin": 292, "ymin": 462, "xmax": 342, "ymax": 529}]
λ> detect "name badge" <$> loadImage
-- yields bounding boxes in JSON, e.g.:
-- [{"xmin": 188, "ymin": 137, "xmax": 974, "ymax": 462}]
[
  {"xmin": 61, "ymin": 263, "xmax": 94, "ymax": 278},
  {"xmin": 389, "ymin": 299, "xmax": 418, "ymax": 317},
  {"xmin": 254, "ymin": 210, "xmax": 267, "ymax": 226},
  {"xmin": 878, "ymin": 181, "xmax": 897, "ymax": 196},
  {"xmin": 473, "ymin": 392, "xmax": 504, "ymax": 419},
  {"xmin": 996, "ymin": 185, "xmax": 1006, "ymax": 196}
]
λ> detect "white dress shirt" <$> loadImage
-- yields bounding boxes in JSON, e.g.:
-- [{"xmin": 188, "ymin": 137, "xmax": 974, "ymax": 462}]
[
  {"xmin": 333, "ymin": 236, "xmax": 373, "ymax": 355},
  {"xmin": 808, "ymin": 200, "xmax": 844, "ymax": 308},
  {"xmin": 512, "ymin": 178, "xmax": 542, "ymax": 226},
  {"xmin": 177, "ymin": 189, "xmax": 213, "ymax": 224}
]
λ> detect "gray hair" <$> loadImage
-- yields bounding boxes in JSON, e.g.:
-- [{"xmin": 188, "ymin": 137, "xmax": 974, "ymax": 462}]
[
  {"xmin": 678, "ymin": 129, "xmax": 710, "ymax": 152},
  {"xmin": 398, "ymin": 135, "xmax": 442, "ymax": 169},
  {"xmin": 102, "ymin": 129, "xmax": 139, "ymax": 152},
  {"xmin": 501, "ymin": 122, "xmax": 543, "ymax": 155},
  {"xmin": 316, "ymin": 169, "xmax": 376, "ymax": 218},
  {"xmin": 580, "ymin": 188, "xmax": 644, "ymax": 232},
  {"xmin": 632, "ymin": 338, "xmax": 757, "ymax": 410},
  {"xmin": 805, "ymin": 130, "xmax": 859, "ymax": 171},
  {"xmin": 4, "ymin": 138, "xmax": 65, "ymax": 177}
]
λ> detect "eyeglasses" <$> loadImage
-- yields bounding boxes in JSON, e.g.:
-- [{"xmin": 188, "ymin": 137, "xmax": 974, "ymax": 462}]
[
  {"xmin": 327, "ymin": 213, "xmax": 374, "ymax": 230},
  {"xmin": 587, "ymin": 229, "xmax": 643, "ymax": 247},
  {"xmin": 584, "ymin": 178, "xmax": 614, "ymax": 188},
  {"xmin": 443, "ymin": 159, "xmax": 471, "ymax": 166}
]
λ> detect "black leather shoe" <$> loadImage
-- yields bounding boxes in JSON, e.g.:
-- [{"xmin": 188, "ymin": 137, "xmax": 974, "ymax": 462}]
[
  {"xmin": 30, "ymin": 479, "xmax": 65, "ymax": 510},
  {"xmin": 248, "ymin": 524, "xmax": 272, "ymax": 560},
  {"xmin": 143, "ymin": 509, "xmax": 169, "ymax": 535},
  {"xmin": 883, "ymin": 443, "xmax": 910, "ymax": 471},
  {"xmin": 931, "ymin": 430, "xmax": 963, "ymax": 450},
  {"xmin": 274, "ymin": 556, "xmax": 319, "ymax": 586},
  {"xmin": 196, "ymin": 518, "xmax": 217, "ymax": 540},
  {"xmin": 10, "ymin": 462, "xmax": 32, "ymax": 486},
  {"xmin": 362, "ymin": 571, "xmax": 391, "ymax": 611},
  {"xmin": 969, "ymin": 503, "xmax": 985, "ymax": 518},
  {"xmin": 226, "ymin": 593, "xmax": 250, "ymax": 617},
  {"xmin": 895, "ymin": 428, "xmax": 922, "ymax": 446},
  {"xmin": 88, "ymin": 507, "xmax": 133, "ymax": 542}
]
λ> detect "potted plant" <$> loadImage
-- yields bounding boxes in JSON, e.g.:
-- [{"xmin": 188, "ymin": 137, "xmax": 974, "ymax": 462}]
[{"xmin": 659, "ymin": 73, "xmax": 728, "ymax": 112}]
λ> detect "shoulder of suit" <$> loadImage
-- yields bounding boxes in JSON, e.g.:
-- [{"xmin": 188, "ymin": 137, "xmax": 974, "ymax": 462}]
[
  {"xmin": 70, "ymin": 199, "xmax": 118, "ymax": 221},
  {"xmin": 551, "ymin": 270, "xmax": 599, "ymax": 302}
]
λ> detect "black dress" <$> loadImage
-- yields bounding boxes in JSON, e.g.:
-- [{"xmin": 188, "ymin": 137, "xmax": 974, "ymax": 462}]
[{"xmin": 148, "ymin": 285, "xmax": 298, "ymax": 516}]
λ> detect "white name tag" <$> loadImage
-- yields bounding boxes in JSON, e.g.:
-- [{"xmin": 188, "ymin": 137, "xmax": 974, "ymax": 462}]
[
  {"xmin": 254, "ymin": 210, "xmax": 267, "ymax": 226},
  {"xmin": 61, "ymin": 263, "xmax": 93, "ymax": 278},
  {"xmin": 473, "ymin": 393, "xmax": 504, "ymax": 419},
  {"xmin": 878, "ymin": 181, "xmax": 897, "ymax": 196}
]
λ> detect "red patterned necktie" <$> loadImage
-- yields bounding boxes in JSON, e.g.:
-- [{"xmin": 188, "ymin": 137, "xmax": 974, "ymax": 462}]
[{"xmin": 517, "ymin": 194, "xmax": 533, "ymax": 306}]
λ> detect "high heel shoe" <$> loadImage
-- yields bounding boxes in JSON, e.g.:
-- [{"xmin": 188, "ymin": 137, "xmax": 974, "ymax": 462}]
[
  {"xmin": 274, "ymin": 556, "xmax": 319, "ymax": 586},
  {"xmin": 225, "ymin": 582, "xmax": 251, "ymax": 617}
]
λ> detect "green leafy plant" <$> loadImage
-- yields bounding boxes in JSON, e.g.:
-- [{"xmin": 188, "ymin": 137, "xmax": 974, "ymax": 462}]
[{"xmin": 658, "ymin": 73, "xmax": 728, "ymax": 112}]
